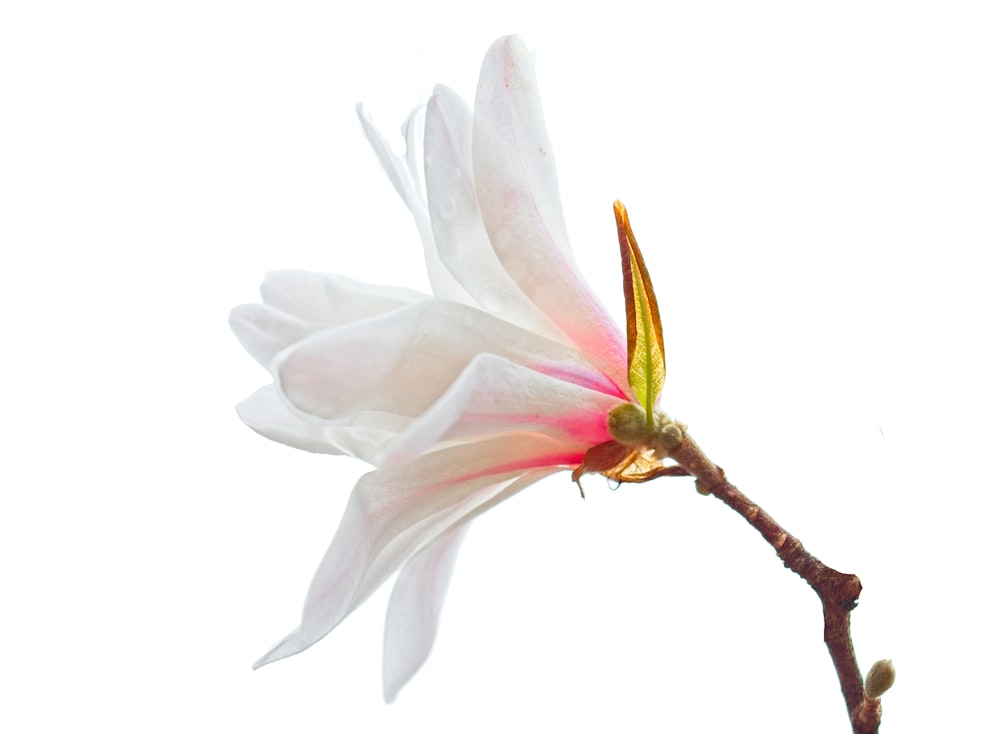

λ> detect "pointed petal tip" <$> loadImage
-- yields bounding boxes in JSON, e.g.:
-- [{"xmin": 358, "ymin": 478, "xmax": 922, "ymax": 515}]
[
  {"xmin": 251, "ymin": 649, "xmax": 274, "ymax": 671},
  {"xmin": 251, "ymin": 627, "xmax": 308, "ymax": 671},
  {"xmin": 382, "ymin": 677, "xmax": 402, "ymax": 704},
  {"xmin": 252, "ymin": 644, "xmax": 286, "ymax": 670}
]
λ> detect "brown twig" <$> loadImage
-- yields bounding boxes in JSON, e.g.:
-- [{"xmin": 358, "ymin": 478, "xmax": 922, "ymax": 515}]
[{"xmin": 665, "ymin": 431, "xmax": 880, "ymax": 734}]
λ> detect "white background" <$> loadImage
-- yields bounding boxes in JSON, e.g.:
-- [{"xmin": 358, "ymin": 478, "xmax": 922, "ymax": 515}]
[{"xmin": 3, "ymin": 2, "xmax": 998, "ymax": 732}]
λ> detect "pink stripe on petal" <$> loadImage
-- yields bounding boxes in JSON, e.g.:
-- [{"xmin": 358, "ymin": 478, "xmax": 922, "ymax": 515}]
[
  {"xmin": 381, "ymin": 354, "xmax": 618, "ymax": 467},
  {"xmin": 525, "ymin": 360, "xmax": 629, "ymax": 401},
  {"xmin": 473, "ymin": 36, "xmax": 629, "ymax": 396},
  {"xmin": 254, "ymin": 435, "xmax": 582, "ymax": 669}
]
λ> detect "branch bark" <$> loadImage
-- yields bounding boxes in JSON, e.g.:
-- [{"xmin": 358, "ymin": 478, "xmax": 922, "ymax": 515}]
[{"xmin": 665, "ymin": 431, "xmax": 881, "ymax": 734}]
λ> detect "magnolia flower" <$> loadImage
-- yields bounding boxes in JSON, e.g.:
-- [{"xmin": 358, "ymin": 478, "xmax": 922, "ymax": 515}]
[{"xmin": 231, "ymin": 35, "xmax": 674, "ymax": 701}]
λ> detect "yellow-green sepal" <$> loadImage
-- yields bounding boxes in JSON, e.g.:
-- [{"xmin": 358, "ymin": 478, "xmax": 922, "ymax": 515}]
[{"xmin": 614, "ymin": 200, "xmax": 665, "ymax": 427}]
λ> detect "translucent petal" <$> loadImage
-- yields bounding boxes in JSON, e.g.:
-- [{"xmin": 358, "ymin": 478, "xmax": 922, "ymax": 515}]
[
  {"xmin": 356, "ymin": 104, "xmax": 425, "ymax": 218},
  {"xmin": 382, "ymin": 353, "xmax": 619, "ymax": 466},
  {"xmin": 229, "ymin": 304, "xmax": 319, "ymax": 368},
  {"xmin": 381, "ymin": 466, "xmax": 557, "ymax": 701},
  {"xmin": 253, "ymin": 435, "xmax": 582, "ymax": 668},
  {"xmin": 472, "ymin": 36, "xmax": 628, "ymax": 396},
  {"xmin": 273, "ymin": 299, "xmax": 622, "ymax": 423},
  {"xmin": 381, "ymin": 522, "xmax": 468, "ymax": 703},
  {"xmin": 357, "ymin": 105, "xmax": 475, "ymax": 305},
  {"xmin": 424, "ymin": 85, "xmax": 564, "ymax": 342},
  {"xmin": 236, "ymin": 386, "xmax": 412, "ymax": 462},
  {"xmin": 259, "ymin": 270, "xmax": 426, "ymax": 326},
  {"xmin": 232, "ymin": 269, "xmax": 429, "ymax": 369},
  {"xmin": 236, "ymin": 385, "xmax": 344, "ymax": 455}
]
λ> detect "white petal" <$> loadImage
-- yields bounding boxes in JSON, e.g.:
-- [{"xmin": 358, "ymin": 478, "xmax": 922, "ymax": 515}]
[
  {"xmin": 472, "ymin": 36, "xmax": 629, "ymax": 396},
  {"xmin": 381, "ymin": 466, "xmax": 557, "ymax": 701},
  {"xmin": 357, "ymin": 105, "xmax": 476, "ymax": 305},
  {"xmin": 259, "ymin": 270, "xmax": 426, "ymax": 325},
  {"xmin": 382, "ymin": 353, "xmax": 619, "ymax": 466},
  {"xmin": 357, "ymin": 103, "xmax": 426, "ymax": 219},
  {"xmin": 236, "ymin": 385, "xmax": 344, "ymax": 455},
  {"xmin": 274, "ymin": 299, "xmax": 622, "ymax": 423},
  {"xmin": 229, "ymin": 304, "xmax": 319, "ymax": 368},
  {"xmin": 253, "ymin": 435, "xmax": 580, "ymax": 669},
  {"xmin": 424, "ymin": 85, "xmax": 564, "ymax": 341},
  {"xmin": 381, "ymin": 522, "xmax": 468, "ymax": 703},
  {"xmin": 314, "ymin": 411, "xmax": 414, "ymax": 463},
  {"xmin": 236, "ymin": 385, "xmax": 412, "ymax": 462},
  {"xmin": 233, "ymin": 269, "xmax": 429, "ymax": 369}
]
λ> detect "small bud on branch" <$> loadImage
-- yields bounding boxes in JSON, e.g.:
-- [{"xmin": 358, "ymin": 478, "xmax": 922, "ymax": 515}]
[{"xmin": 864, "ymin": 659, "xmax": 896, "ymax": 700}]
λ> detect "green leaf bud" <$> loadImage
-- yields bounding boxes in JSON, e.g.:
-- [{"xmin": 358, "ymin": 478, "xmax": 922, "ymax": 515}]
[{"xmin": 607, "ymin": 403, "xmax": 656, "ymax": 447}]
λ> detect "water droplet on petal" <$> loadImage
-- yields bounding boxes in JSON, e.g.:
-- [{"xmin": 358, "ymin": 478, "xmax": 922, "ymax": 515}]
[{"xmin": 437, "ymin": 197, "xmax": 457, "ymax": 219}]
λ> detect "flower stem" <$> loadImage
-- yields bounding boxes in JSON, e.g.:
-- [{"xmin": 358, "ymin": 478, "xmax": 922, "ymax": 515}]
[{"xmin": 665, "ymin": 431, "xmax": 880, "ymax": 734}]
